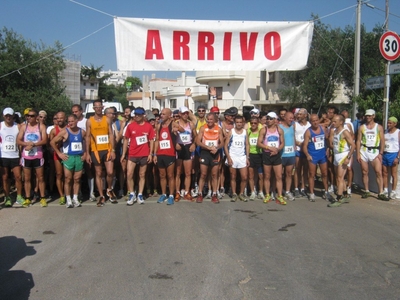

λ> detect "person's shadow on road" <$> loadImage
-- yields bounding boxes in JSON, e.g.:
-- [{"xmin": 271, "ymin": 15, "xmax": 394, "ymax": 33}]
[{"xmin": 0, "ymin": 236, "xmax": 37, "ymax": 300}]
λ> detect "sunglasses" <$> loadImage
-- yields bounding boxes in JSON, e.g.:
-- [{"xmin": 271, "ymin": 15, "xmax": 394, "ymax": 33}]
[
  {"xmin": 173, "ymin": 115, "xmax": 180, "ymax": 118},
  {"xmin": 27, "ymin": 114, "xmax": 36, "ymax": 118},
  {"xmin": 266, "ymin": 117, "xmax": 275, "ymax": 120},
  {"xmin": 250, "ymin": 122, "xmax": 258, "ymax": 125},
  {"xmin": 197, "ymin": 110, "xmax": 205, "ymax": 113}
]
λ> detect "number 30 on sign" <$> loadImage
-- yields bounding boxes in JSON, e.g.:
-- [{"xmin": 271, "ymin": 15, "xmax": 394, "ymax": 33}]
[{"xmin": 379, "ymin": 31, "xmax": 400, "ymax": 61}]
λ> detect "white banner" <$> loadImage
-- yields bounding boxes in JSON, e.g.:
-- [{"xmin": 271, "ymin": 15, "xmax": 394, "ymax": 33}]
[{"xmin": 114, "ymin": 17, "xmax": 314, "ymax": 71}]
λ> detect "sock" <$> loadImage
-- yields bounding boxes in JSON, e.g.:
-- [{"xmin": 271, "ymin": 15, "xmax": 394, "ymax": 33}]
[
  {"xmin": 66, "ymin": 195, "xmax": 72, "ymax": 202},
  {"xmin": 73, "ymin": 194, "xmax": 78, "ymax": 201},
  {"xmin": 138, "ymin": 193, "xmax": 142, "ymax": 196},
  {"xmin": 88, "ymin": 178, "xmax": 94, "ymax": 195}
]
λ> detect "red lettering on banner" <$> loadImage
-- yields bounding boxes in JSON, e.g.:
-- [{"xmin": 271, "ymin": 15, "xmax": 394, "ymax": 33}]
[
  {"xmin": 173, "ymin": 31, "xmax": 190, "ymax": 60},
  {"xmin": 240, "ymin": 32, "xmax": 258, "ymax": 60},
  {"xmin": 223, "ymin": 32, "xmax": 232, "ymax": 60},
  {"xmin": 145, "ymin": 30, "xmax": 282, "ymax": 62},
  {"xmin": 198, "ymin": 32, "xmax": 215, "ymax": 60},
  {"xmin": 145, "ymin": 30, "xmax": 164, "ymax": 60},
  {"xmin": 264, "ymin": 32, "xmax": 281, "ymax": 60}
]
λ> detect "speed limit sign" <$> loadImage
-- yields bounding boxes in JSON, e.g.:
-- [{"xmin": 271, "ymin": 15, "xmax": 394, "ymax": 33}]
[{"xmin": 379, "ymin": 31, "xmax": 400, "ymax": 61}]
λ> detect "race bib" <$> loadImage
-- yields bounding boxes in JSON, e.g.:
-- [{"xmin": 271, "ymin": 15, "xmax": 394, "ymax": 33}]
[
  {"xmin": 25, "ymin": 147, "xmax": 37, "ymax": 157},
  {"xmin": 205, "ymin": 140, "xmax": 218, "ymax": 147},
  {"xmin": 249, "ymin": 137, "xmax": 258, "ymax": 146},
  {"xmin": 284, "ymin": 146, "xmax": 294, "ymax": 154},
  {"xmin": 233, "ymin": 138, "xmax": 244, "ymax": 148},
  {"xmin": 296, "ymin": 134, "xmax": 304, "ymax": 142},
  {"xmin": 366, "ymin": 132, "xmax": 375, "ymax": 142},
  {"xmin": 71, "ymin": 142, "xmax": 82, "ymax": 151},
  {"xmin": 136, "ymin": 135, "xmax": 148, "ymax": 145},
  {"xmin": 159, "ymin": 140, "xmax": 171, "ymax": 149},
  {"xmin": 3, "ymin": 142, "xmax": 16, "ymax": 152},
  {"xmin": 179, "ymin": 133, "xmax": 191, "ymax": 143},
  {"xmin": 96, "ymin": 135, "xmax": 109, "ymax": 144},
  {"xmin": 267, "ymin": 141, "xmax": 278, "ymax": 148},
  {"xmin": 313, "ymin": 136, "xmax": 325, "ymax": 150}
]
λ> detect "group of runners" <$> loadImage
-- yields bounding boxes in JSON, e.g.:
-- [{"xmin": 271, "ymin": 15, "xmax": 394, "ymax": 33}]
[{"xmin": 1, "ymin": 88, "xmax": 399, "ymax": 209}]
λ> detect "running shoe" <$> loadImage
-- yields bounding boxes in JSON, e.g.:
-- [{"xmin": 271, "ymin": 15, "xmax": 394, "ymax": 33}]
[
  {"xmin": 239, "ymin": 194, "xmax": 248, "ymax": 202},
  {"xmin": 217, "ymin": 191, "xmax": 223, "ymax": 199},
  {"xmin": 390, "ymin": 191, "xmax": 398, "ymax": 200},
  {"xmin": 157, "ymin": 194, "xmax": 167, "ymax": 203},
  {"xmin": 4, "ymin": 196, "xmax": 12, "ymax": 207},
  {"xmin": 293, "ymin": 189, "xmax": 301, "ymax": 198},
  {"xmin": 300, "ymin": 189, "xmax": 307, "ymax": 197},
  {"xmin": 14, "ymin": 195, "xmax": 25, "ymax": 207},
  {"xmin": 32, "ymin": 192, "xmax": 39, "ymax": 204},
  {"xmin": 174, "ymin": 192, "xmax": 181, "ymax": 202},
  {"xmin": 196, "ymin": 194, "xmax": 203, "ymax": 203},
  {"xmin": 231, "ymin": 193, "xmax": 238, "ymax": 202},
  {"xmin": 184, "ymin": 193, "xmax": 194, "ymax": 202},
  {"xmin": 328, "ymin": 185, "xmax": 334, "ymax": 193},
  {"xmin": 339, "ymin": 197, "xmax": 350, "ymax": 204},
  {"xmin": 219, "ymin": 187, "xmax": 225, "ymax": 197},
  {"xmin": 263, "ymin": 194, "xmax": 272, "ymax": 203},
  {"xmin": 347, "ymin": 187, "xmax": 352, "ymax": 195},
  {"xmin": 205, "ymin": 190, "xmax": 212, "ymax": 199},
  {"xmin": 191, "ymin": 189, "xmax": 198, "ymax": 197},
  {"xmin": 59, "ymin": 196, "xmax": 66, "ymax": 205},
  {"xmin": 107, "ymin": 190, "xmax": 118, "ymax": 203},
  {"xmin": 40, "ymin": 198, "xmax": 48, "ymax": 207},
  {"xmin": 325, "ymin": 192, "xmax": 335, "ymax": 203},
  {"xmin": 73, "ymin": 198, "xmax": 81, "ymax": 207},
  {"xmin": 66, "ymin": 200, "xmax": 74, "ymax": 208},
  {"xmin": 97, "ymin": 196, "xmax": 105, "ymax": 207},
  {"xmin": 211, "ymin": 194, "xmax": 220, "ymax": 204},
  {"xmin": 276, "ymin": 195, "xmax": 287, "ymax": 205},
  {"xmin": 361, "ymin": 191, "xmax": 370, "ymax": 199},
  {"xmin": 127, "ymin": 193, "xmax": 137, "ymax": 206},
  {"xmin": 258, "ymin": 192, "xmax": 265, "ymax": 200},
  {"xmin": 167, "ymin": 195, "xmax": 174, "ymax": 205},
  {"xmin": 378, "ymin": 193, "xmax": 389, "ymax": 201},
  {"xmin": 328, "ymin": 201, "xmax": 341, "ymax": 207},
  {"xmin": 249, "ymin": 192, "xmax": 256, "ymax": 201},
  {"xmin": 285, "ymin": 192, "xmax": 295, "ymax": 201},
  {"xmin": 137, "ymin": 194, "xmax": 145, "ymax": 204},
  {"xmin": 89, "ymin": 193, "xmax": 97, "ymax": 202},
  {"xmin": 23, "ymin": 199, "xmax": 31, "ymax": 207},
  {"xmin": 153, "ymin": 190, "xmax": 159, "ymax": 197},
  {"xmin": 308, "ymin": 193, "xmax": 315, "ymax": 202}
]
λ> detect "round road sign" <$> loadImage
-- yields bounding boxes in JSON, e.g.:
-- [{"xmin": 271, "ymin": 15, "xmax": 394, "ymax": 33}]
[{"xmin": 379, "ymin": 31, "xmax": 400, "ymax": 61}]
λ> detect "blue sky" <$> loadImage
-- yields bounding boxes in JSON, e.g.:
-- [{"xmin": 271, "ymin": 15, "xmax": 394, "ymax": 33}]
[{"xmin": 1, "ymin": 0, "xmax": 400, "ymax": 79}]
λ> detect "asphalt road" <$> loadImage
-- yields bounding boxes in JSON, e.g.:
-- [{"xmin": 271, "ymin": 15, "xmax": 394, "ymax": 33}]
[{"xmin": 1, "ymin": 191, "xmax": 400, "ymax": 300}]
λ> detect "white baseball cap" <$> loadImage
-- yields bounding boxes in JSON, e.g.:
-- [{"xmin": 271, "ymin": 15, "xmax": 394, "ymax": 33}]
[
  {"xmin": 3, "ymin": 107, "xmax": 14, "ymax": 116},
  {"xmin": 267, "ymin": 112, "xmax": 278, "ymax": 119},
  {"xmin": 365, "ymin": 109, "xmax": 375, "ymax": 116},
  {"xmin": 250, "ymin": 108, "xmax": 260, "ymax": 114},
  {"xmin": 179, "ymin": 106, "xmax": 189, "ymax": 113}
]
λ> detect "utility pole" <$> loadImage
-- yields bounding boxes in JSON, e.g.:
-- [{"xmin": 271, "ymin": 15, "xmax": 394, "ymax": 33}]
[
  {"xmin": 352, "ymin": 0, "xmax": 361, "ymax": 120},
  {"xmin": 383, "ymin": 0, "xmax": 390, "ymax": 130}
]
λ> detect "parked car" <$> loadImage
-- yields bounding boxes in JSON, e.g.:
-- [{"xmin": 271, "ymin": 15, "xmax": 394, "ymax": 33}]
[{"xmin": 84, "ymin": 101, "xmax": 123, "ymax": 118}]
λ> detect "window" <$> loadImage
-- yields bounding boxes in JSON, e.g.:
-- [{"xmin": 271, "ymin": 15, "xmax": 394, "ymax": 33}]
[
  {"xmin": 83, "ymin": 82, "xmax": 86, "ymax": 86},
  {"xmin": 152, "ymin": 91, "xmax": 155, "ymax": 100},
  {"xmin": 268, "ymin": 72, "xmax": 275, "ymax": 83},
  {"xmin": 90, "ymin": 83, "xmax": 94, "ymax": 87},
  {"xmin": 209, "ymin": 87, "xmax": 223, "ymax": 100},
  {"xmin": 90, "ymin": 90, "xmax": 94, "ymax": 100},
  {"xmin": 170, "ymin": 99, "xmax": 177, "ymax": 108}
]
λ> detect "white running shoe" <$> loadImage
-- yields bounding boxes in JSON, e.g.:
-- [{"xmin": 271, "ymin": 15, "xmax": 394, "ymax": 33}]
[
  {"xmin": 249, "ymin": 191, "xmax": 256, "ymax": 201},
  {"xmin": 258, "ymin": 192, "xmax": 265, "ymax": 200},
  {"xmin": 206, "ymin": 190, "xmax": 212, "ymax": 199},
  {"xmin": 73, "ymin": 199, "xmax": 81, "ymax": 208}
]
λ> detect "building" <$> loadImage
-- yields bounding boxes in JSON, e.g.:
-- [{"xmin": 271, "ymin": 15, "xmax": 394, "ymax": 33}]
[
  {"xmin": 100, "ymin": 70, "xmax": 130, "ymax": 86},
  {"xmin": 60, "ymin": 59, "xmax": 81, "ymax": 105}
]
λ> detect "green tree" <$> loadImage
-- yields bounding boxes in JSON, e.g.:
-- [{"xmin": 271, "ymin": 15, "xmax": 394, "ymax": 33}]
[{"xmin": 0, "ymin": 27, "xmax": 72, "ymax": 119}]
